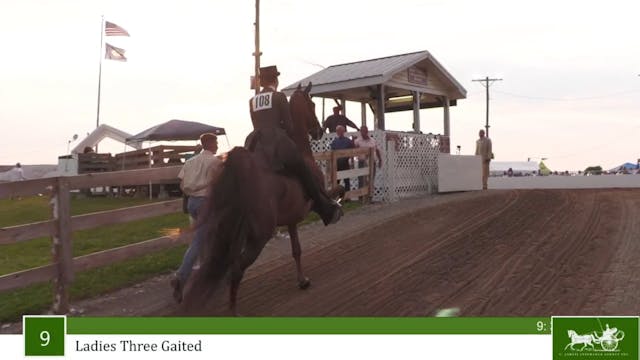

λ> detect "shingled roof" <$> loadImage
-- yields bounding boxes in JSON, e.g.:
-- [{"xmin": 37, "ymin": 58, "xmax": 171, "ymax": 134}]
[{"xmin": 282, "ymin": 50, "xmax": 466, "ymax": 101}]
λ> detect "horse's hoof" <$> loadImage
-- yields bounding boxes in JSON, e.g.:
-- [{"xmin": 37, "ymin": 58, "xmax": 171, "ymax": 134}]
[{"xmin": 298, "ymin": 278, "xmax": 311, "ymax": 290}]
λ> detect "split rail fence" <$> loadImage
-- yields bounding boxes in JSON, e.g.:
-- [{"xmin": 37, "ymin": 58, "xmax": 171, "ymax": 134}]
[{"xmin": 0, "ymin": 147, "xmax": 374, "ymax": 314}]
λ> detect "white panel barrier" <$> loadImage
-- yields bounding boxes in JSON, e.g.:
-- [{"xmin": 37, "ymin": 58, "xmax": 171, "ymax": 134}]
[
  {"xmin": 489, "ymin": 174, "xmax": 640, "ymax": 189},
  {"xmin": 438, "ymin": 154, "xmax": 483, "ymax": 192}
]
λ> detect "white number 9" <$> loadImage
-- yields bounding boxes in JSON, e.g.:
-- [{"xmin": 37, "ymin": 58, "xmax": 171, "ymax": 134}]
[
  {"xmin": 40, "ymin": 331, "xmax": 50, "ymax": 347},
  {"xmin": 536, "ymin": 321, "xmax": 544, "ymax": 332}
]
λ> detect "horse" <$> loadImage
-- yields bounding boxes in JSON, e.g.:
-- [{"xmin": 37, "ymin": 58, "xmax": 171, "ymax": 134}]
[
  {"xmin": 182, "ymin": 83, "xmax": 341, "ymax": 315},
  {"xmin": 564, "ymin": 330, "xmax": 595, "ymax": 351}
]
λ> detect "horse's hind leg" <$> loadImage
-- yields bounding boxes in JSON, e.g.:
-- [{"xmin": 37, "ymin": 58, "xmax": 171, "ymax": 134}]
[
  {"xmin": 229, "ymin": 235, "xmax": 269, "ymax": 316},
  {"xmin": 288, "ymin": 225, "xmax": 311, "ymax": 289}
]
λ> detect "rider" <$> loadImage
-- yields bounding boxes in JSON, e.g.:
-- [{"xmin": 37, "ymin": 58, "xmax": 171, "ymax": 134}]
[{"xmin": 245, "ymin": 65, "xmax": 342, "ymax": 226}]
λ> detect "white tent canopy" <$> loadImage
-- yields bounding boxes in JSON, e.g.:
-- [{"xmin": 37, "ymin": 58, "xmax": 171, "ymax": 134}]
[{"xmin": 72, "ymin": 124, "xmax": 142, "ymax": 154}]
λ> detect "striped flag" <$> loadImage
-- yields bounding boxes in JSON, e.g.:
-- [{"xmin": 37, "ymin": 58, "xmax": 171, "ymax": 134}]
[
  {"xmin": 105, "ymin": 43, "xmax": 127, "ymax": 61},
  {"xmin": 105, "ymin": 21, "xmax": 130, "ymax": 36}
]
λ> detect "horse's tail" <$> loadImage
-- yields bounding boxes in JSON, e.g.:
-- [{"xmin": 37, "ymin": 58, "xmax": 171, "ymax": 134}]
[{"xmin": 183, "ymin": 147, "xmax": 256, "ymax": 312}]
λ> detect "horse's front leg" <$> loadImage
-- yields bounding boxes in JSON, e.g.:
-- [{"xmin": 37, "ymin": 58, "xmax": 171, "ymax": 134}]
[{"xmin": 288, "ymin": 225, "xmax": 311, "ymax": 289}]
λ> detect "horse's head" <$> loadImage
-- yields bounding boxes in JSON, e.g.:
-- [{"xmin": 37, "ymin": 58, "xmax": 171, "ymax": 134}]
[{"xmin": 289, "ymin": 82, "xmax": 323, "ymax": 141}]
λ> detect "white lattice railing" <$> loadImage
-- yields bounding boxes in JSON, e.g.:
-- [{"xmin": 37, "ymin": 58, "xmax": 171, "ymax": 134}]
[{"xmin": 311, "ymin": 130, "xmax": 444, "ymax": 202}]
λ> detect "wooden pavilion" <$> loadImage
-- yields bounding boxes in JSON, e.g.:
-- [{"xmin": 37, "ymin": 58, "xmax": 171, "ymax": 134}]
[{"xmin": 282, "ymin": 50, "xmax": 467, "ymax": 136}]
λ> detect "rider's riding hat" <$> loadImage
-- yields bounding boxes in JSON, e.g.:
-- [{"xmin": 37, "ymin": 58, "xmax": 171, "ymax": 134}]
[{"xmin": 259, "ymin": 65, "xmax": 280, "ymax": 83}]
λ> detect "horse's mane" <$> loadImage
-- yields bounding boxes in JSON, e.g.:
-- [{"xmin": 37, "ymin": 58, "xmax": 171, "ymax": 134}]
[{"xmin": 288, "ymin": 88, "xmax": 314, "ymax": 156}]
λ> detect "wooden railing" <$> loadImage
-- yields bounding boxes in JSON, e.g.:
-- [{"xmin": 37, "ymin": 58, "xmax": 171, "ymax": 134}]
[
  {"xmin": 0, "ymin": 166, "xmax": 186, "ymax": 314},
  {"xmin": 77, "ymin": 153, "xmax": 114, "ymax": 173},
  {"xmin": 0, "ymin": 147, "xmax": 375, "ymax": 314},
  {"xmin": 113, "ymin": 145, "xmax": 199, "ymax": 171},
  {"xmin": 315, "ymin": 147, "xmax": 376, "ymax": 200}
]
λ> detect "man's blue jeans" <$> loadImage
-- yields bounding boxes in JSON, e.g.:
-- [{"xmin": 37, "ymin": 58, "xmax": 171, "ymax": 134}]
[{"xmin": 176, "ymin": 196, "xmax": 206, "ymax": 284}]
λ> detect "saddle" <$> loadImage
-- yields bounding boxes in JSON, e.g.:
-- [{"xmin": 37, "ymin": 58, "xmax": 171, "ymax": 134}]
[{"xmin": 244, "ymin": 127, "xmax": 294, "ymax": 173}]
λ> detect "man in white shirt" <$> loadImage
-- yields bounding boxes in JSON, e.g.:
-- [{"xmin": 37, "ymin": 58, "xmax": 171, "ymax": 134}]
[
  {"xmin": 171, "ymin": 133, "xmax": 223, "ymax": 303},
  {"xmin": 354, "ymin": 126, "xmax": 382, "ymax": 191},
  {"xmin": 7, "ymin": 163, "xmax": 27, "ymax": 182}
]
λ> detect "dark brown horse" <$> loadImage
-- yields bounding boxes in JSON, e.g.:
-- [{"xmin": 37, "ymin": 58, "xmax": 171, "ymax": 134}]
[{"xmin": 183, "ymin": 83, "xmax": 339, "ymax": 315}]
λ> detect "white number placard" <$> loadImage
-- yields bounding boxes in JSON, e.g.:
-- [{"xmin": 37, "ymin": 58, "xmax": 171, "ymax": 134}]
[{"xmin": 253, "ymin": 92, "xmax": 273, "ymax": 111}]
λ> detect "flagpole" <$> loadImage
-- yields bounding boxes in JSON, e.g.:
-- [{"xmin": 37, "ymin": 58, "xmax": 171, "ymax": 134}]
[{"xmin": 96, "ymin": 15, "xmax": 104, "ymax": 130}]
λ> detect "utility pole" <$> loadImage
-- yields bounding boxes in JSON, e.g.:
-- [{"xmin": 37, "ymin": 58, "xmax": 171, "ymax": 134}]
[
  {"xmin": 472, "ymin": 76, "xmax": 502, "ymax": 137},
  {"xmin": 253, "ymin": 0, "xmax": 261, "ymax": 94}
]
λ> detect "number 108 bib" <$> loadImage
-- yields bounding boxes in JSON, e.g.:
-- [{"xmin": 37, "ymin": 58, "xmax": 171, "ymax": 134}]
[{"xmin": 253, "ymin": 92, "xmax": 273, "ymax": 111}]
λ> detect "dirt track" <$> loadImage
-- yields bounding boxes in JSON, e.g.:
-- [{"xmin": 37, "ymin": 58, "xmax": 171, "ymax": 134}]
[
  {"xmin": 3, "ymin": 189, "xmax": 639, "ymax": 332},
  {"xmin": 192, "ymin": 189, "xmax": 640, "ymax": 316}
]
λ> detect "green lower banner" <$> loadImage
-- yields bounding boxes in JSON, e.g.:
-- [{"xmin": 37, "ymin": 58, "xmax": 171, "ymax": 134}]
[{"xmin": 66, "ymin": 317, "xmax": 551, "ymax": 335}]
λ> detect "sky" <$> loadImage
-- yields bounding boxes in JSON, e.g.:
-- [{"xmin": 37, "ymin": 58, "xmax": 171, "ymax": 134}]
[{"xmin": 1, "ymin": 0, "xmax": 639, "ymax": 171}]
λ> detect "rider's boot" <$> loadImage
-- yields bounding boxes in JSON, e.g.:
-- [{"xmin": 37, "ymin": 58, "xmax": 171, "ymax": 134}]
[{"xmin": 289, "ymin": 162, "xmax": 343, "ymax": 226}]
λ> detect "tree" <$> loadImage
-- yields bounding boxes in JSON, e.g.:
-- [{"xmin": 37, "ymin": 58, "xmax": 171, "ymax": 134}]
[{"xmin": 584, "ymin": 166, "xmax": 603, "ymax": 175}]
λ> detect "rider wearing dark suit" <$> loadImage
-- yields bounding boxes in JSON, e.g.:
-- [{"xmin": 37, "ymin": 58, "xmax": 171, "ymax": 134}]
[{"xmin": 245, "ymin": 65, "xmax": 342, "ymax": 226}]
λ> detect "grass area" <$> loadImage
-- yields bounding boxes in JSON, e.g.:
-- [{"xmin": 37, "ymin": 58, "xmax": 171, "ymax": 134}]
[
  {"xmin": 0, "ymin": 195, "xmax": 363, "ymax": 323},
  {"xmin": 0, "ymin": 196, "xmax": 188, "ymax": 275},
  {"xmin": 0, "ymin": 245, "xmax": 186, "ymax": 322},
  {"xmin": 0, "ymin": 195, "xmax": 165, "ymax": 227}
]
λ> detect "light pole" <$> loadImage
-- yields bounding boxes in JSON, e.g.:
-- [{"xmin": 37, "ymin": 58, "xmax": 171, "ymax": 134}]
[
  {"xmin": 67, "ymin": 134, "xmax": 78, "ymax": 154},
  {"xmin": 253, "ymin": 0, "xmax": 261, "ymax": 94}
]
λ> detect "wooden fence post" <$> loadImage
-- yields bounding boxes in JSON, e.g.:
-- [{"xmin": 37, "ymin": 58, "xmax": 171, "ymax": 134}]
[
  {"xmin": 330, "ymin": 150, "xmax": 338, "ymax": 191},
  {"xmin": 386, "ymin": 140, "xmax": 398, "ymax": 202},
  {"xmin": 51, "ymin": 177, "xmax": 74, "ymax": 314},
  {"xmin": 368, "ymin": 147, "xmax": 375, "ymax": 203}
]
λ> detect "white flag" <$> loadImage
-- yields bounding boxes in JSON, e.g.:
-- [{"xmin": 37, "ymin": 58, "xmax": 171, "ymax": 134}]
[{"xmin": 105, "ymin": 43, "xmax": 127, "ymax": 62}]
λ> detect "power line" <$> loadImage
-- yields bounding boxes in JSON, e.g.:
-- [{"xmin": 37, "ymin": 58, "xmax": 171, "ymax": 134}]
[
  {"xmin": 492, "ymin": 88, "xmax": 640, "ymax": 101},
  {"xmin": 545, "ymin": 122, "xmax": 640, "ymax": 159},
  {"xmin": 472, "ymin": 76, "xmax": 503, "ymax": 137}
]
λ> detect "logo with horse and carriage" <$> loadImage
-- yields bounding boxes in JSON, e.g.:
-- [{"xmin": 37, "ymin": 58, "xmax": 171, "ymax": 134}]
[{"xmin": 552, "ymin": 316, "xmax": 638, "ymax": 359}]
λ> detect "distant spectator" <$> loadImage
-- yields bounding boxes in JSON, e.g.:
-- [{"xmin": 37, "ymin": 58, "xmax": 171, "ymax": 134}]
[
  {"xmin": 475, "ymin": 129, "xmax": 492, "ymax": 190},
  {"xmin": 83, "ymin": 146, "xmax": 95, "ymax": 154},
  {"xmin": 354, "ymin": 126, "xmax": 382, "ymax": 168},
  {"xmin": 355, "ymin": 126, "xmax": 382, "ymax": 197},
  {"xmin": 330, "ymin": 125, "xmax": 355, "ymax": 192},
  {"xmin": 507, "ymin": 168, "xmax": 513, "ymax": 177},
  {"xmin": 7, "ymin": 163, "xmax": 27, "ymax": 182},
  {"xmin": 323, "ymin": 105, "xmax": 359, "ymax": 133},
  {"xmin": 7, "ymin": 163, "xmax": 26, "ymax": 200}
]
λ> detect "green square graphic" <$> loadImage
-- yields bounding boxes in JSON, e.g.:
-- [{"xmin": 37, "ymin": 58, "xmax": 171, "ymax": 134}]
[
  {"xmin": 23, "ymin": 316, "xmax": 66, "ymax": 356},
  {"xmin": 552, "ymin": 316, "xmax": 639, "ymax": 360}
]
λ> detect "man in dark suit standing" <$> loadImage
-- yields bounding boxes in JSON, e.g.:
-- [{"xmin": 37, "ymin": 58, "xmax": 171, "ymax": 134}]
[{"xmin": 323, "ymin": 105, "xmax": 360, "ymax": 133}]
